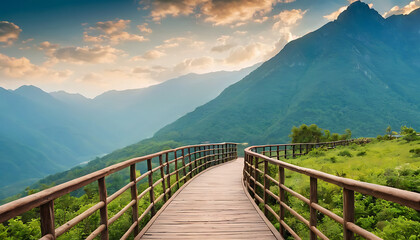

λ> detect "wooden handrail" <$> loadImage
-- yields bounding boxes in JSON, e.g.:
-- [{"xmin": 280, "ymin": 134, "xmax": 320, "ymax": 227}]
[
  {"xmin": 243, "ymin": 140, "xmax": 420, "ymax": 240},
  {"xmin": 0, "ymin": 142, "xmax": 238, "ymax": 239}
]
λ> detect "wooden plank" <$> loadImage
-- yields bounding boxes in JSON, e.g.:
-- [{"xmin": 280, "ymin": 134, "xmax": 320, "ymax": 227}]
[{"xmin": 139, "ymin": 158, "xmax": 280, "ymax": 240}]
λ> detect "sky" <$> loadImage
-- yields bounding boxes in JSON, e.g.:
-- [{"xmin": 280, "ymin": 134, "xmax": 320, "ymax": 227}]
[{"xmin": 0, "ymin": 0, "xmax": 418, "ymax": 98}]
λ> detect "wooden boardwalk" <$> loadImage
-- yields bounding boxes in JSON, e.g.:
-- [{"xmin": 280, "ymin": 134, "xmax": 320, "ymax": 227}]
[{"xmin": 139, "ymin": 158, "xmax": 281, "ymax": 239}]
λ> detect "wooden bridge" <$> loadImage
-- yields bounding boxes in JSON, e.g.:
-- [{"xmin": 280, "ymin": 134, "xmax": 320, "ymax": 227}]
[{"xmin": 0, "ymin": 141, "xmax": 419, "ymax": 240}]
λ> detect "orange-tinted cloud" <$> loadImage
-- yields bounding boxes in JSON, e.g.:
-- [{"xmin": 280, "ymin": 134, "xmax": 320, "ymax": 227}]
[
  {"xmin": 144, "ymin": 0, "xmax": 295, "ymax": 26},
  {"xmin": 84, "ymin": 19, "xmax": 147, "ymax": 45},
  {"xmin": 0, "ymin": 53, "xmax": 71, "ymax": 79},
  {"xmin": 53, "ymin": 45, "xmax": 122, "ymax": 64},
  {"xmin": 383, "ymin": 0, "xmax": 419, "ymax": 18},
  {"xmin": 0, "ymin": 21, "xmax": 22, "ymax": 46}
]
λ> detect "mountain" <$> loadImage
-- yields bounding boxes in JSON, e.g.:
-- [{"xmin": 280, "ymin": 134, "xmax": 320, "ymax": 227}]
[
  {"xmin": 87, "ymin": 64, "xmax": 260, "ymax": 145},
  {"xmin": 153, "ymin": 1, "xmax": 420, "ymax": 144},
  {"xmin": 0, "ymin": 65, "xmax": 257, "ymax": 199},
  {"xmin": 7, "ymin": 2, "xmax": 420, "ymax": 202}
]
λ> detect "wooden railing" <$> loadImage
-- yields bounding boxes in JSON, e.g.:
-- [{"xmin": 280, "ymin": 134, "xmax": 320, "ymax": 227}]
[
  {"xmin": 243, "ymin": 140, "xmax": 420, "ymax": 240},
  {"xmin": 0, "ymin": 143, "xmax": 237, "ymax": 239}
]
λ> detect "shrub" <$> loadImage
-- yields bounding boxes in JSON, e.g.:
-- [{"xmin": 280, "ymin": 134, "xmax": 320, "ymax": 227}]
[
  {"xmin": 309, "ymin": 148, "xmax": 326, "ymax": 157},
  {"xmin": 357, "ymin": 151, "xmax": 367, "ymax": 156},
  {"xmin": 328, "ymin": 156, "xmax": 337, "ymax": 163},
  {"xmin": 409, "ymin": 148, "xmax": 420, "ymax": 157},
  {"xmin": 338, "ymin": 150, "xmax": 352, "ymax": 157}
]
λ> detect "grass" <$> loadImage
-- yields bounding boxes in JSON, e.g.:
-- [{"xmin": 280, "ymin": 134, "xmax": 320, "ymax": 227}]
[
  {"xmin": 265, "ymin": 138, "xmax": 420, "ymax": 239},
  {"xmin": 286, "ymin": 138, "xmax": 420, "ymax": 186}
]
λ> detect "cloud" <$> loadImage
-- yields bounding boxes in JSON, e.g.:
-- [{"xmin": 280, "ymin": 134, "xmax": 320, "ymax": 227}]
[
  {"xmin": 38, "ymin": 41, "xmax": 59, "ymax": 56},
  {"xmin": 92, "ymin": 19, "xmax": 130, "ymax": 35},
  {"xmin": 143, "ymin": 0, "xmax": 295, "ymax": 26},
  {"xmin": 273, "ymin": 9, "xmax": 307, "ymax": 29},
  {"xmin": 174, "ymin": 56, "xmax": 215, "ymax": 73},
  {"xmin": 383, "ymin": 0, "xmax": 420, "ymax": 18},
  {"xmin": 234, "ymin": 30, "xmax": 247, "ymax": 35},
  {"xmin": 211, "ymin": 35, "xmax": 236, "ymax": 52},
  {"xmin": 84, "ymin": 19, "xmax": 147, "ymax": 45},
  {"xmin": 225, "ymin": 42, "xmax": 272, "ymax": 65},
  {"xmin": 211, "ymin": 43, "xmax": 236, "ymax": 52},
  {"xmin": 108, "ymin": 32, "xmax": 147, "ymax": 44},
  {"xmin": 0, "ymin": 53, "xmax": 72, "ymax": 79},
  {"xmin": 155, "ymin": 37, "xmax": 204, "ymax": 50},
  {"xmin": 22, "ymin": 38, "xmax": 34, "ymax": 44},
  {"xmin": 323, "ymin": 6, "xmax": 348, "ymax": 21},
  {"xmin": 201, "ymin": 0, "xmax": 278, "ymax": 26},
  {"xmin": 146, "ymin": 0, "xmax": 203, "ymax": 21},
  {"xmin": 137, "ymin": 23, "xmax": 153, "ymax": 33},
  {"xmin": 0, "ymin": 21, "xmax": 22, "ymax": 46},
  {"xmin": 83, "ymin": 32, "xmax": 104, "ymax": 43},
  {"xmin": 53, "ymin": 45, "xmax": 122, "ymax": 64},
  {"xmin": 131, "ymin": 49, "xmax": 166, "ymax": 61}
]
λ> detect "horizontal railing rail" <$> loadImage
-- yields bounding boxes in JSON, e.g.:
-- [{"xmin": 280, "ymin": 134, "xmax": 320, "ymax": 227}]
[
  {"xmin": 0, "ymin": 142, "xmax": 238, "ymax": 239},
  {"xmin": 243, "ymin": 140, "xmax": 420, "ymax": 240}
]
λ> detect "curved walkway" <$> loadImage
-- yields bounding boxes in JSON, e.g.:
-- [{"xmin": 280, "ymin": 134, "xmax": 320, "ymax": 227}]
[{"xmin": 138, "ymin": 158, "xmax": 281, "ymax": 240}]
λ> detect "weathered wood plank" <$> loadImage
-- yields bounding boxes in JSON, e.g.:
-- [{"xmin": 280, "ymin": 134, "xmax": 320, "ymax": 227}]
[{"xmin": 139, "ymin": 158, "xmax": 279, "ymax": 239}]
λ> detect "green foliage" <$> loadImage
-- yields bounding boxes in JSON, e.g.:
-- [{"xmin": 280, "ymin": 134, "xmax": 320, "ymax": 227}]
[
  {"xmin": 409, "ymin": 148, "xmax": 420, "ymax": 157},
  {"xmin": 357, "ymin": 150, "xmax": 367, "ymax": 156},
  {"xmin": 289, "ymin": 124, "xmax": 351, "ymax": 143},
  {"xmin": 386, "ymin": 126, "xmax": 392, "ymax": 136},
  {"xmin": 289, "ymin": 124, "xmax": 323, "ymax": 143},
  {"xmin": 337, "ymin": 150, "xmax": 352, "ymax": 157},
  {"xmin": 308, "ymin": 148, "xmax": 326, "ymax": 157},
  {"xmin": 401, "ymin": 126, "xmax": 420, "ymax": 142},
  {"xmin": 267, "ymin": 138, "xmax": 420, "ymax": 239}
]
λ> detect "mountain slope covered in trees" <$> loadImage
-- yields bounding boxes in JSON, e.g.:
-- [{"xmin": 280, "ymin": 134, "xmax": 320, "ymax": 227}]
[{"xmin": 154, "ymin": 2, "xmax": 420, "ymax": 145}]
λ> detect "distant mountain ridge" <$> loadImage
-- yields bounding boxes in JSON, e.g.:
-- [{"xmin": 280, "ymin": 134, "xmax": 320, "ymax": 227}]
[{"xmin": 0, "ymin": 65, "xmax": 258, "ymax": 199}]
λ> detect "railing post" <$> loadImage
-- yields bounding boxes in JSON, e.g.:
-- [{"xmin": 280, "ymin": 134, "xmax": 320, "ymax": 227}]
[
  {"xmin": 276, "ymin": 146, "xmax": 280, "ymax": 160},
  {"xmin": 174, "ymin": 151, "xmax": 179, "ymax": 189},
  {"xmin": 158, "ymin": 155, "xmax": 167, "ymax": 202},
  {"xmin": 292, "ymin": 145, "xmax": 295, "ymax": 158},
  {"xmin": 147, "ymin": 159, "xmax": 156, "ymax": 216},
  {"xmin": 284, "ymin": 145, "xmax": 287, "ymax": 159},
  {"xmin": 263, "ymin": 159, "xmax": 268, "ymax": 216},
  {"xmin": 165, "ymin": 153, "xmax": 171, "ymax": 198},
  {"xmin": 188, "ymin": 147, "xmax": 192, "ymax": 178},
  {"xmin": 253, "ymin": 155, "xmax": 258, "ymax": 201},
  {"xmin": 306, "ymin": 144, "xmax": 309, "ymax": 155},
  {"xmin": 98, "ymin": 177, "xmax": 108, "ymax": 240},
  {"xmin": 130, "ymin": 164, "xmax": 139, "ymax": 236},
  {"xmin": 343, "ymin": 188, "xmax": 355, "ymax": 240},
  {"xmin": 278, "ymin": 166, "xmax": 285, "ymax": 236},
  {"xmin": 299, "ymin": 144, "xmax": 302, "ymax": 156},
  {"xmin": 181, "ymin": 149, "xmax": 187, "ymax": 184},
  {"xmin": 40, "ymin": 200, "xmax": 55, "ymax": 239},
  {"xmin": 194, "ymin": 147, "xmax": 198, "ymax": 175},
  {"xmin": 213, "ymin": 145, "xmax": 216, "ymax": 166},
  {"xmin": 223, "ymin": 144, "xmax": 227, "ymax": 163},
  {"xmin": 310, "ymin": 177, "xmax": 318, "ymax": 240}
]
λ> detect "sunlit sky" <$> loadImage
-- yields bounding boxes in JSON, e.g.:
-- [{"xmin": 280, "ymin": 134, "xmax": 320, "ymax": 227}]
[{"xmin": 0, "ymin": 0, "xmax": 418, "ymax": 97}]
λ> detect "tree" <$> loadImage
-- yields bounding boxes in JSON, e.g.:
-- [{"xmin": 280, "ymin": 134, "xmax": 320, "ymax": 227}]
[
  {"xmin": 289, "ymin": 124, "xmax": 352, "ymax": 143},
  {"xmin": 386, "ymin": 126, "xmax": 392, "ymax": 137},
  {"xmin": 289, "ymin": 124, "xmax": 323, "ymax": 143}
]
